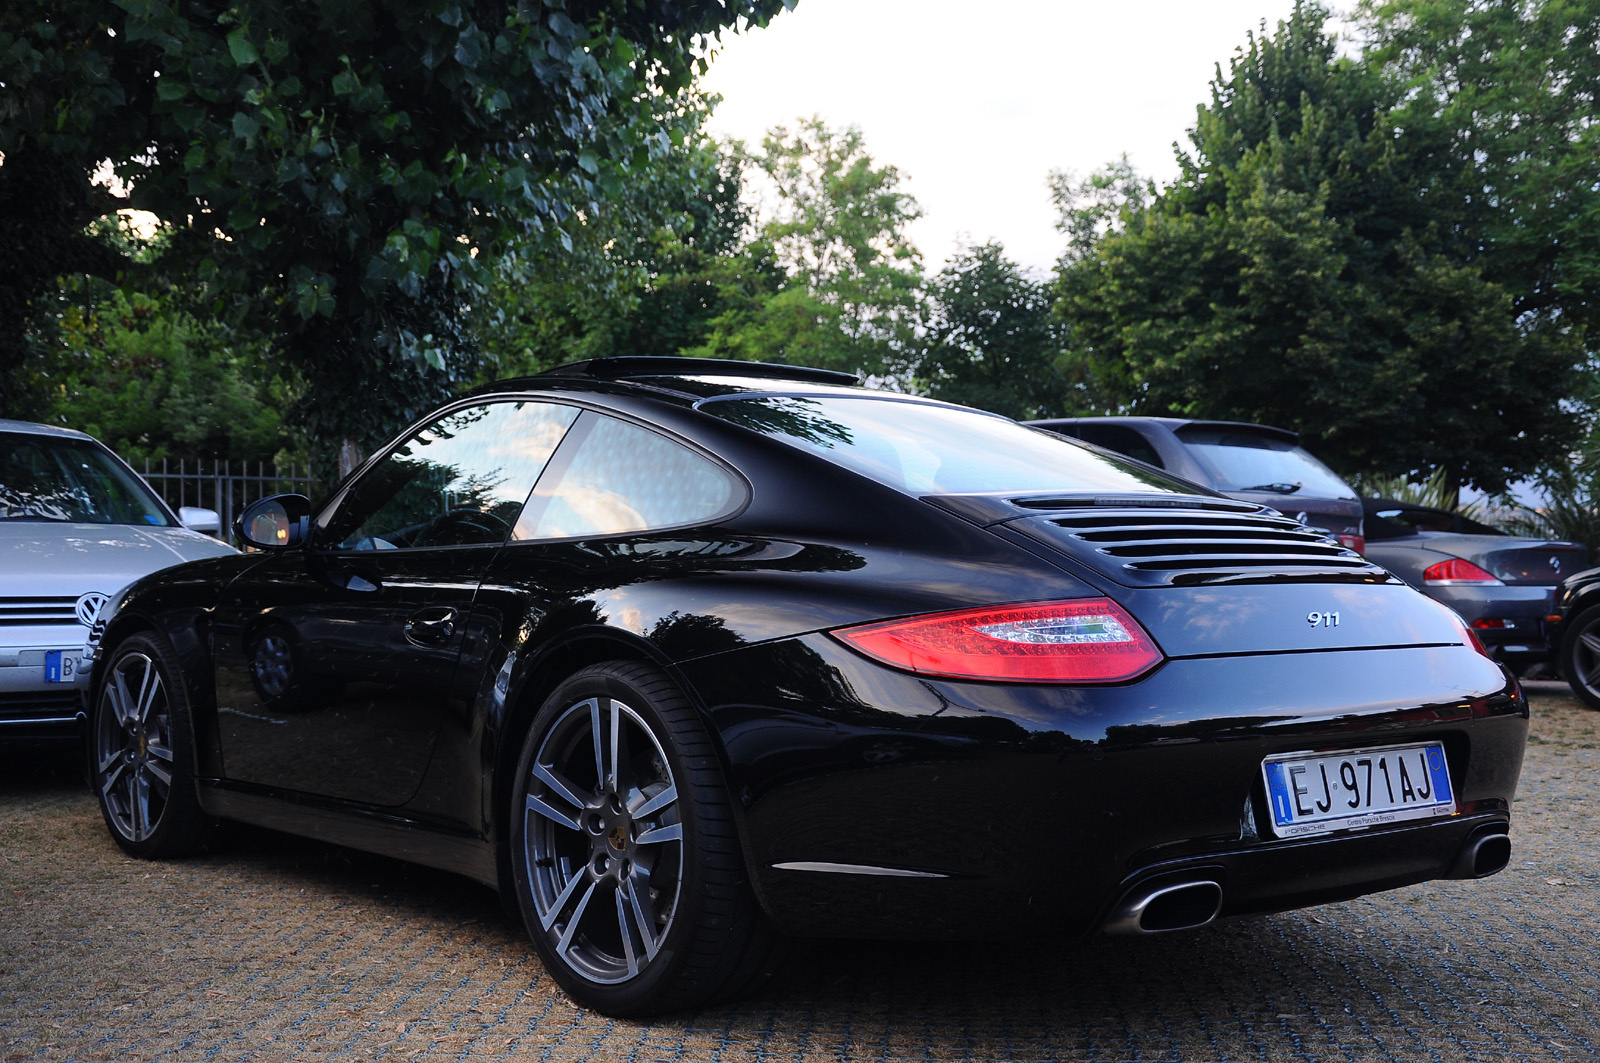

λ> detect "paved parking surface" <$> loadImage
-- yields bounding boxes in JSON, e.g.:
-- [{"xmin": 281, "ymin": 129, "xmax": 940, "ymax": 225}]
[{"xmin": 3, "ymin": 685, "xmax": 1597, "ymax": 1063}]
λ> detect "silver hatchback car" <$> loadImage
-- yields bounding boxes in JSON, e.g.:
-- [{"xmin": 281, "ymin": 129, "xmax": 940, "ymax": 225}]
[{"xmin": 1, "ymin": 420, "xmax": 236, "ymax": 736}]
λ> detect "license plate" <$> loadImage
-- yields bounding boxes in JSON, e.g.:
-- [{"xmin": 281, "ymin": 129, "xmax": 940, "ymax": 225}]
[
  {"xmin": 1262, "ymin": 742, "xmax": 1454, "ymax": 838},
  {"xmin": 45, "ymin": 650, "xmax": 76, "ymax": 683}
]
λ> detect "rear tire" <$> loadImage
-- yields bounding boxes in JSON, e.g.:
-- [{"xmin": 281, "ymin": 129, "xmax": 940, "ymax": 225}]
[
  {"xmin": 509, "ymin": 661, "xmax": 786, "ymax": 1015},
  {"xmin": 91, "ymin": 632, "xmax": 212, "ymax": 857},
  {"xmin": 1561, "ymin": 605, "xmax": 1600, "ymax": 710}
]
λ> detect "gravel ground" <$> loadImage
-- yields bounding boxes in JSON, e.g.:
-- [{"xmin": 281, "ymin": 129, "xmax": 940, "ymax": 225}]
[{"xmin": 2, "ymin": 683, "xmax": 1597, "ymax": 1063}]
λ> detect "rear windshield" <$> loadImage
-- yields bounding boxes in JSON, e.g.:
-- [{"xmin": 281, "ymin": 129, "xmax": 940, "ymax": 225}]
[
  {"xmin": 1176, "ymin": 427, "xmax": 1356, "ymax": 500},
  {"xmin": 702, "ymin": 394, "xmax": 1198, "ymax": 496},
  {"xmin": 0, "ymin": 432, "xmax": 173, "ymax": 526}
]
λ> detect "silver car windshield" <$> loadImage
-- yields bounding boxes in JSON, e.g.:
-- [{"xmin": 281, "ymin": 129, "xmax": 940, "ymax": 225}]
[
  {"xmin": 701, "ymin": 394, "xmax": 1198, "ymax": 496},
  {"xmin": 0, "ymin": 433, "xmax": 174, "ymax": 526}
]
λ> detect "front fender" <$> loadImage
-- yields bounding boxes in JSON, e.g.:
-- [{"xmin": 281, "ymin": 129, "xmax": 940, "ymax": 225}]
[{"xmin": 88, "ymin": 554, "xmax": 268, "ymax": 777}]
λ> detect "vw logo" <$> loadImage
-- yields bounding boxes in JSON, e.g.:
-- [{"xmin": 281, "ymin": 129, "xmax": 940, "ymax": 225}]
[
  {"xmin": 75, "ymin": 592, "xmax": 110, "ymax": 628},
  {"xmin": 1550, "ymin": 556, "xmax": 1562, "ymax": 574}
]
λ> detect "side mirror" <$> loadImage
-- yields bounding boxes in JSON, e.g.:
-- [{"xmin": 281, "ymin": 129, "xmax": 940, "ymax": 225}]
[
  {"xmin": 177, "ymin": 506, "xmax": 222, "ymax": 535},
  {"xmin": 237, "ymin": 494, "xmax": 313, "ymax": 550}
]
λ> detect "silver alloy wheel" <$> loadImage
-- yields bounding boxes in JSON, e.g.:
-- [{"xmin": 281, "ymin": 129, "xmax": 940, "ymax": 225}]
[
  {"xmin": 521, "ymin": 695, "xmax": 684, "ymax": 984},
  {"xmin": 96, "ymin": 651, "xmax": 175, "ymax": 843}
]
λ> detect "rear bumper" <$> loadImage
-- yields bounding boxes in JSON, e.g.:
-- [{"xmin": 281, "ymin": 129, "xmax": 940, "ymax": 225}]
[
  {"xmin": 1426, "ymin": 585, "xmax": 1556, "ymax": 663},
  {"xmin": 680, "ymin": 636, "xmax": 1526, "ymax": 940},
  {"xmin": 1102, "ymin": 812, "xmax": 1510, "ymax": 932}
]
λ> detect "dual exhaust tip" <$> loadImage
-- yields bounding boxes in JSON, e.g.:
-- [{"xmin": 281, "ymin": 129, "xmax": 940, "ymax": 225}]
[
  {"xmin": 1105, "ymin": 879, "xmax": 1225, "ymax": 935},
  {"xmin": 1107, "ymin": 829, "xmax": 1512, "ymax": 935},
  {"xmin": 1448, "ymin": 829, "xmax": 1511, "ymax": 880}
]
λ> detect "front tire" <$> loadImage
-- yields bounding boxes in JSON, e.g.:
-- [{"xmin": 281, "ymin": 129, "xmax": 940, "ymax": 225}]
[
  {"xmin": 92, "ymin": 632, "xmax": 211, "ymax": 857},
  {"xmin": 509, "ymin": 661, "xmax": 784, "ymax": 1015},
  {"xmin": 1562, "ymin": 605, "xmax": 1600, "ymax": 710}
]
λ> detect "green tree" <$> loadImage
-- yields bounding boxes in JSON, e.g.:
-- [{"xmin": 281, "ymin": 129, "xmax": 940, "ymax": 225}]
[
  {"xmin": 473, "ymin": 121, "xmax": 771, "ymax": 374},
  {"xmin": 1055, "ymin": 2, "xmax": 1582, "ymax": 494},
  {"xmin": 46, "ymin": 287, "xmax": 291, "ymax": 464},
  {"xmin": 1360, "ymin": 0, "xmax": 1600, "ymax": 341},
  {"xmin": 1, "ymin": 0, "xmax": 792, "ymax": 473},
  {"xmin": 912, "ymin": 241, "xmax": 1067, "ymax": 419},
  {"xmin": 691, "ymin": 118, "xmax": 924, "ymax": 376}
]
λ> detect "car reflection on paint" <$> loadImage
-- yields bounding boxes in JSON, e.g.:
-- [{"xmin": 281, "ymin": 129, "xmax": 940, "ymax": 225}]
[{"xmin": 85, "ymin": 358, "xmax": 1527, "ymax": 1016}]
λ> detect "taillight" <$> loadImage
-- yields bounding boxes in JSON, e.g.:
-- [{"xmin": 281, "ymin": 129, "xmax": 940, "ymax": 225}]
[
  {"xmin": 831, "ymin": 598, "xmax": 1163, "ymax": 683},
  {"xmin": 1423, "ymin": 558, "xmax": 1503, "ymax": 585},
  {"xmin": 1457, "ymin": 616, "xmax": 1495, "ymax": 659},
  {"xmin": 1338, "ymin": 534, "xmax": 1366, "ymax": 555}
]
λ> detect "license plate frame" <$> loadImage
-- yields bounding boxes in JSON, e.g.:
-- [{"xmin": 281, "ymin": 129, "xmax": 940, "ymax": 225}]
[{"xmin": 1261, "ymin": 741, "xmax": 1455, "ymax": 839}]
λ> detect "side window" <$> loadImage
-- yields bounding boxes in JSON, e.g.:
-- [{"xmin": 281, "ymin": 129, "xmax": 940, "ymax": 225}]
[
  {"xmin": 514, "ymin": 413, "xmax": 740, "ymax": 540},
  {"xmin": 1074, "ymin": 425, "xmax": 1165, "ymax": 469},
  {"xmin": 321, "ymin": 401, "xmax": 579, "ymax": 550}
]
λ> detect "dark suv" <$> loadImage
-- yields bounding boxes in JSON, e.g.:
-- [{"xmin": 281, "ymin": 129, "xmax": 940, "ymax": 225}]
[{"xmin": 1027, "ymin": 417, "xmax": 1365, "ymax": 552}]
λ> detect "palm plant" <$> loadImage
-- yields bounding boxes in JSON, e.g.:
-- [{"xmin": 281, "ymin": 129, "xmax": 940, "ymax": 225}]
[{"xmin": 1502, "ymin": 466, "xmax": 1600, "ymax": 562}]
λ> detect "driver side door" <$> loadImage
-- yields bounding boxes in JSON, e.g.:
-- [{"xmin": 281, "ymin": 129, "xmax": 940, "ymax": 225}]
[{"xmin": 210, "ymin": 399, "xmax": 578, "ymax": 806}]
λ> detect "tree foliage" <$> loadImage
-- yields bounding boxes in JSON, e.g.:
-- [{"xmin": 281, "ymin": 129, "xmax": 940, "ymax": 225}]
[
  {"xmin": 912, "ymin": 241, "xmax": 1066, "ymax": 420},
  {"xmin": 1055, "ymin": 1, "xmax": 1583, "ymax": 493},
  {"xmin": 48, "ymin": 286, "xmax": 290, "ymax": 464},
  {"xmin": 690, "ymin": 118, "xmax": 924, "ymax": 376},
  {"xmin": 1, "ymin": 0, "xmax": 792, "ymax": 471},
  {"xmin": 471, "ymin": 121, "xmax": 769, "ymax": 374},
  {"xmin": 1360, "ymin": 0, "xmax": 1600, "ymax": 341}
]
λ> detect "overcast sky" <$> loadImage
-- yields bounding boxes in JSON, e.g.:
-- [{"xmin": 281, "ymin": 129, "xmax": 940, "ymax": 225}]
[{"xmin": 700, "ymin": 1, "xmax": 1327, "ymax": 276}]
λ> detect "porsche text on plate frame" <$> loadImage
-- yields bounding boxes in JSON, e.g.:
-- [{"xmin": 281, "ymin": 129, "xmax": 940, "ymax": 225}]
[{"xmin": 84, "ymin": 357, "xmax": 1529, "ymax": 1016}]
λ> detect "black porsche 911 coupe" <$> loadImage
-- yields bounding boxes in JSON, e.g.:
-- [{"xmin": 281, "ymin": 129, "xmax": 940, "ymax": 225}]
[{"xmin": 85, "ymin": 358, "xmax": 1527, "ymax": 1015}]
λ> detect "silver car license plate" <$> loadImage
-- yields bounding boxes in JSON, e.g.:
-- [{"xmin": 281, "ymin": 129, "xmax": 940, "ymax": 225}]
[
  {"xmin": 1262, "ymin": 742, "xmax": 1455, "ymax": 838},
  {"xmin": 45, "ymin": 650, "xmax": 80, "ymax": 683}
]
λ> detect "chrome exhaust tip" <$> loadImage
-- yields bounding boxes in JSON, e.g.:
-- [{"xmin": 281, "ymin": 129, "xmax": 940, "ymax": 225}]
[
  {"xmin": 1449, "ymin": 830, "xmax": 1511, "ymax": 879},
  {"xmin": 1105, "ymin": 879, "xmax": 1224, "ymax": 934}
]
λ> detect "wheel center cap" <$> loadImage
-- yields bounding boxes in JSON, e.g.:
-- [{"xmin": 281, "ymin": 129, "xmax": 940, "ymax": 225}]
[{"xmin": 607, "ymin": 823, "xmax": 629, "ymax": 851}]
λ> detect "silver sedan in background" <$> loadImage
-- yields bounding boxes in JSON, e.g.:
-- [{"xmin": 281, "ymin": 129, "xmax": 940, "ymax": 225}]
[{"xmin": 1, "ymin": 419, "xmax": 236, "ymax": 737}]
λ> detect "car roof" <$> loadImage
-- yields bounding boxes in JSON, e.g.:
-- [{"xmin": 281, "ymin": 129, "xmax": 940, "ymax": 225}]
[
  {"xmin": 475, "ymin": 357, "xmax": 865, "ymax": 404},
  {"xmin": 1028, "ymin": 415, "xmax": 1300, "ymax": 445},
  {"xmin": 0, "ymin": 418, "xmax": 97, "ymax": 441}
]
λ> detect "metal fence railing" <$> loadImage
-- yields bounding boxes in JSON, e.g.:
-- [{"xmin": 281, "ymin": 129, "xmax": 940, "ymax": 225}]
[{"xmin": 138, "ymin": 459, "xmax": 322, "ymax": 542}]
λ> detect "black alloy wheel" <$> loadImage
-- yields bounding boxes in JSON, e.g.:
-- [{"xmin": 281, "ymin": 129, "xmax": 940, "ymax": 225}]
[
  {"xmin": 250, "ymin": 631, "xmax": 294, "ymax": 699},
  {"xmin": 92, "ymin": 633, "xmax": 211, "ymax": 856},
  {"xmin": 509, "ymin": 662, "xmax": 784, "ymax": 1015},
  {"xmin": 247, "ymin": 624, "xmax": 315, "ymax": 712},
  {"xmin": 1561, "ymin": 605, "xmax": 1600, "ymax": 710}
]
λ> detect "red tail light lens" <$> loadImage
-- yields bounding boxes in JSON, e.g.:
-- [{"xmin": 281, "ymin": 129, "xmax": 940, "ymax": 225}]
[
  {"xmin": 1422, "ymin": 558, "xmax": 1503, "ymax": 585},
  {"xmin": 831, "ymin": 599, "xmax": 1163, "ymax": 684},
  {"xmin": 1453, "ymin": 613, "xmax": 1495, "ymax": 659},
  {"xmin": 1338, "ymin": 534, "xmax": 1366, "ymax": 555}
]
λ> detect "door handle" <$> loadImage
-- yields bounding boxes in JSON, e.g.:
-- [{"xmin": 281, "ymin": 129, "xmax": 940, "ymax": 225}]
[{"xmin": 404, "ymin": 606, "xmax": 458, "ymax": 646}]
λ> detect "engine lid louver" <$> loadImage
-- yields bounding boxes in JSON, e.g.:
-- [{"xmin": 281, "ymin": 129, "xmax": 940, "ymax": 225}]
[{"xmin": 1014, "ymin": 504, "xmax": 1394, "ymax": 588}]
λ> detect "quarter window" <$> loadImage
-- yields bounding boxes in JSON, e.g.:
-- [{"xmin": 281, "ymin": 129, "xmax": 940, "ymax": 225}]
[
  {"xmin": 514, "ymin": 414, "xmax": 739, "ymax": 540},
  {"xmin": 322, "ymin": 402, "xmax": 578, "ymax": 549}
]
